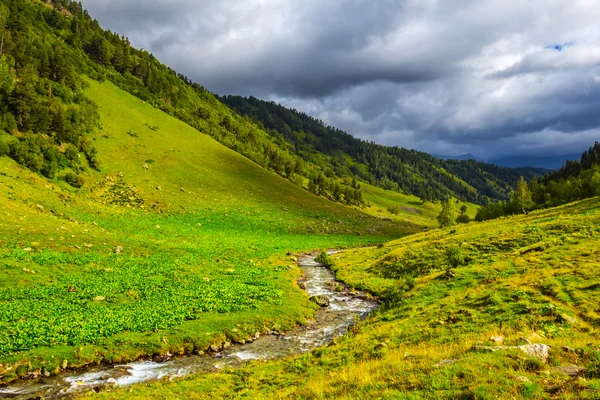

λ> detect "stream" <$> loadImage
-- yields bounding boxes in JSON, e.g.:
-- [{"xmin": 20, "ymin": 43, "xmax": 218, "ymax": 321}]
[{"xmin": 0, "ymin": 251, "xmax": 379, "ymax": 399}]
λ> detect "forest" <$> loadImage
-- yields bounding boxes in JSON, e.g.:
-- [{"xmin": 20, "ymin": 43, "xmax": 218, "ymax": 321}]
[
  {"xmin": 476, "ymin": 142, "xmax": 600, "ymax": 220},
  {"xmin": 222, "ymin": 95, "xmax": 544, "ymax": 204}
]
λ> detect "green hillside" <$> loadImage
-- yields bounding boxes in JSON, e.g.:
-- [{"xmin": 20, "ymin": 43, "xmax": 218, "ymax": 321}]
[
  {"xmin": 221, "ymin": 95, "xmax": 544, "ymax": 204},
  {"xmin": 0, "ymin": 79, "xmax": 417, "ymax": 384},
  {"xmin": 89, "ymin": 197, "xmax": 600, "ymax": 399},
  {"xmin": 0, "ymin": 0, "xmax": 532, "ymax": 210}
]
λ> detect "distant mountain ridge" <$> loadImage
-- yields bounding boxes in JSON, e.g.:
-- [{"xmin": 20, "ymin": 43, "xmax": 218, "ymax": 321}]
[{"xmin": 435, "ymin": 153, "xmax": 581, "ymax": 170}]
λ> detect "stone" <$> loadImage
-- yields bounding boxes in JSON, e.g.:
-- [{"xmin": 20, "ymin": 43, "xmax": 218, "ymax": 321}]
[
  {"xmin": 298, "ymin": 282, "xmax": 306, "ymax": 290},
  {"xmin": 209, "ymin": 345, "xmax": 220, "ymax": 352},
  {"xmin": 254, "ymin": 332, "xmax": 260, "ymax": 339},
  {"xmin": 526, "ymin": 332, "xmax": 544, "ymax": 343},
  {"xmin": 42, "ymin": 368, "xmax": 50, "ymax": 377},
  {"xmin": 552, "ymin": 365, "xmax": 586, "ymax": 377},
  {"xmin": 309, "ymin": 295, "xmax": 330, "ymax": 307},
  {"xmin": 114, "ymin": 246, "xmax": 123, "ymax": 254},
  {"xmin": 490, "ymin": 336, "xmax": 504, "ymax": 345},
  {"xmin": 152, "ymin": 352, "xmax": 172, "ymax": 363},
  {"xmin": 156, "ymin": 186, "xmax": 161, "ymax": 191},
  {"xmin": 93, "ymin": 296, "xmax": 105, "ymax": 302},
  {"xmin": 180, "ymin": 187, "xmax": 186, "ymax": 192},
  {"xmin": 519, "ymin": 344, "xmax": 551, "ymax": 362},
  {"xmin": 142, "ymin": 164, "xmax": 149, "ymax": 170},
  {"xmin": 61, "ymin": 359, "xmax": 68, "ymax": 369},
  {"xmin": 435, "ymin": 359, "xmax": 458, "ymax": 367},
  {"xmin": 558, "ymin": 314, "xmax": 577, "ymax": 325},
  {"xmin": 36, "ymin": 204, "xmax": 44, "ymax": 210},
  {"xmin": 515, "ymin": 375, "xmax": 530, "ymax": 383}
]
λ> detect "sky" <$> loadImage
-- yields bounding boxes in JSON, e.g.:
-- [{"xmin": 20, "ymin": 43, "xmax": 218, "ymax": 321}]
[{"xmin": 80, "ymin": 0, "xmax": 600, "ymax": 160}]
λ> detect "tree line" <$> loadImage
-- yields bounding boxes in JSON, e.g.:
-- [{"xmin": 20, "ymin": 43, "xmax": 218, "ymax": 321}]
[{"xmin": 475, "ymin": 142, "xmax": 600, "ymax": 221}]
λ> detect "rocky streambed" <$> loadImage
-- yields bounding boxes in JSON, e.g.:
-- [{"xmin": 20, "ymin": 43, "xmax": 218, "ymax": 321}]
[{"xmin": 0, "ymin": 251, "xmax": 378, "ymax": 399}]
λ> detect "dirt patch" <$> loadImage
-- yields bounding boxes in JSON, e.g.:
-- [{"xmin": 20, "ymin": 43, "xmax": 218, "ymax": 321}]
[{"xmin": 401, "ymin": 206, "xmax": 424, "ymax": 215}]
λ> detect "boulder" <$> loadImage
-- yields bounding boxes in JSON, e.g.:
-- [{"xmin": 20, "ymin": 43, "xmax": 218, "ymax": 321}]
[
  {"xmin": 552, "ymin": 365, "xmax": 586, "ymax": 377},
  {"xmin": 309, "ymin": 295, "xmax": 330, "ymax": 307},
  {"xmin": 519, "ymin": 344, "xmax": 551, "ymax": 362}
]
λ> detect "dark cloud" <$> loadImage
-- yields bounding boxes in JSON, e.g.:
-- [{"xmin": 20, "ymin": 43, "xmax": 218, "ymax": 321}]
[{"xmin": 81, "ymin": 0, "xmax": 600, "ymax": 160}]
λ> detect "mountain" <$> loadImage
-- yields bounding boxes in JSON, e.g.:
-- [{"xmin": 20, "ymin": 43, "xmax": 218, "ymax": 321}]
[
  {"xmin": 433, "ymin": 153, "xmax": 479, "ymax": 161},
  {"xmin": 0, "ymin": 0, "xmax": 476, "ymax": 384},
  {"xmin": 489, "ymin": 154, "xmax": 581, "ymax": 170},
  {"xmin": 221, "ymin": 95, "xmax": 545, "ymax": 204},
  {"xmin": 0, "ymin": 0, "xmax": 539, "ymax": 207}
]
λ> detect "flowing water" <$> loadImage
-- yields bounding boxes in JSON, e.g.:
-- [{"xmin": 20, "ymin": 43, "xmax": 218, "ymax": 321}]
[{"xmin": 0, "ymin": 251, "xmax": 378, "ymax": 399}]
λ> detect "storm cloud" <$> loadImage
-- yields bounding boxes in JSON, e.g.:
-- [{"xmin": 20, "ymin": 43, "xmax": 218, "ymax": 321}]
[{"xmin": 81, "ymin": 0, "xmax": 600, "ymax": 160}]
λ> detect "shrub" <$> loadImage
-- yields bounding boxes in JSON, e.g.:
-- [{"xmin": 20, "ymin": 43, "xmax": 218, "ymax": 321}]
[
  {"xmin": 446, "ymin": 246, "xmax": 466, "ymax": 268},
  {"xmin": 63, "ymin": 172, "xmax": 85, "ymax": 188},
  {"xmin": 387, "ymin": 205, "xmax": 401, "ymax": 215},
  {"xmin": 315, "ymin": 250, "xmax": 333, "ymax": 267},
  {"xmin": 456, "ymin": 214, "xmax": 471, "ymax": 224}
]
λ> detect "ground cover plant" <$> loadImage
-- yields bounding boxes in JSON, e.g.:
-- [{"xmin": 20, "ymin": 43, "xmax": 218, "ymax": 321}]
[{"xmin": 86, "ymin": 196, "xmax": 600, "ymax": 399}]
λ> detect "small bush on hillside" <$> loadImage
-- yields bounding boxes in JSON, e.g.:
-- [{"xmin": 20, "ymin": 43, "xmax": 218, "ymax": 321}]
[
  {"xmin": 315, "ymin": 250, "xmax": 333, "ymax": 267},
  {"xmin": 387, "ymin": 205, "xmax": 401, "ymax": 215},
  {"xmin": 63, "ymin": 172, "xmax": 85, "ymax": 188},
  {"xmin": 456, "ymin": 214, "xmax": 471, "ymax": 224},
  {"xmin": 446, "ymin": 246, "xmax": 466, "ymax": 268}
]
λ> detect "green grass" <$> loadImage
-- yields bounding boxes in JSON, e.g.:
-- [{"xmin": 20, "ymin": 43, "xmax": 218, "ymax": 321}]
[
  {"xmin": 359, "ymin": 181, "xmax": 477, "ymax": 227},
  {"xmin": 87, "ymin": 197, "xmax": 600, "ymax": 399},
  {"xmin": 0, "ymin": 80, "xmax": 422, "ymax": 383}
]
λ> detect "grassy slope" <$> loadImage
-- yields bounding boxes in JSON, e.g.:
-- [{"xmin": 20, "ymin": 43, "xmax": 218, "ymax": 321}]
[
  {"xmin": 359, "ymin": 181, "xmax": 478, "ymax": 227},
  {"xmin": 90, "ymin": 197, "xmax": 600, "ymax": 399},
  {"xmin": 0, "ymin": 80, "xmax": 423, "ymax": 383}
]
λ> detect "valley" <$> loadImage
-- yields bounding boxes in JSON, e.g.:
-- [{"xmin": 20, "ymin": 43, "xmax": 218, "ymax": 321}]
[{"xmin": 0, "ymin": 1, "xmax": 598, "ymax": 399}]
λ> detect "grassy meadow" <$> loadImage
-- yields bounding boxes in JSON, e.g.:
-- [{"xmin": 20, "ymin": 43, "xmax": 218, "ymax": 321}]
[
  {"xmin": 0, "ymin": 80, "xmax": 430, "ymax": 383},
  {"xmin": 86, "ymin": 197, "xmax": 600, "ymax": 399}
]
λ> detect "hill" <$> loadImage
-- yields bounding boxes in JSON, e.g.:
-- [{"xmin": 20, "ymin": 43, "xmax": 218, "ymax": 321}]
[
  {"xmin": 0, "ymin": 0, "xmax": 535, "ymax": 209},
  {"xmin": 0, "ymin": 78, "xmax": 421, "ymax": 384},
  {"xmin": 89, "ymin": 196, "xmax": 600, "ymax": 399},
  {"xmin": 221, "ymin": 95, "xmax": 544, "ymax": 204}
]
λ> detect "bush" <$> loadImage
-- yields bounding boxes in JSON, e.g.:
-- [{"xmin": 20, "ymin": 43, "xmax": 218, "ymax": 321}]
[
  {"xmin": 0, "ymin": 135, "xmax": 10, "ymax": 156},
  {"xmin": 456, "ymin": 214, "xmax": 471, "ymax": 224},
  {"xmin": 63, "ymin": 172, "xmax": 85, "ymax": 188},
  {"xmin": 315, "ymin": 250, "xmax": 333, "ymax": 267},
  {"xmin": 446, "ymin": 246, "xmax": 466, "ymax": 268},
  {"xmin": 387, "ymin": 205, "xmax": 401, "ymax": 215}
]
